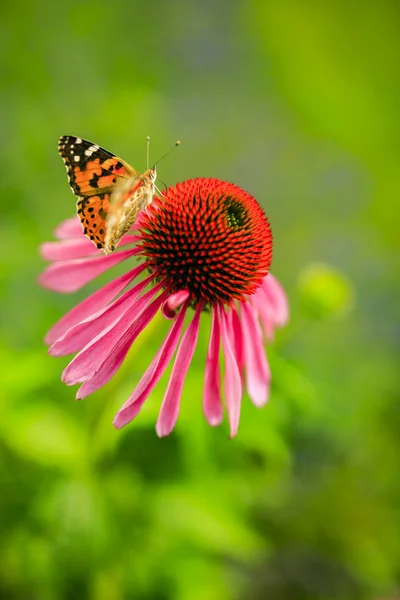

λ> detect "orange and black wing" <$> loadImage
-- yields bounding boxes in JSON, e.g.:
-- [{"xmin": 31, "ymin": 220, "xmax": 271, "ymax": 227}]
[{"xmin": 58, "ymin": 136, "xmax": 138, "ymax": 250}]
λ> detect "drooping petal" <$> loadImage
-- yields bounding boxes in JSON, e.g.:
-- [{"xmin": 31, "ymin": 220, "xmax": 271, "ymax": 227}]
[
  {"xmin": 162, "ymin": 289, "xmax": 190, "ymax": 319},
  {"xmin": 53, "ymin": 217, "xmax": 141, "ymax": 243},
  {"xmin": 40, "ymin": 237, "xmax": 99, "ymax": 261},
  {"xmin": 44, "ymin": 265, "xmax": 146, "ymax": 345},
  {"xmin": 219, "ymin": 305, "xmax": 242, "ymax": 438},
  {"xmin": 54, "ymin": 216, "xmax": 82, "ymax": 240},
  {"xmin": 250, "ymin": 292, "xmax": 275, "ymax": 341},
  {"xmin": 49, "ymin": 273, "xmax": 152, "ymax": 356},
  {"xmin": 41, "ymin": 233, "xmax": 140, "ymax": 262},
  {"xmin": 106, "ymin": 233, "xmax": 141, "ymax": 248},
  {"xmin": 76, "ymin": 289, "xmax": 168, "ymax": 399},
  {"xmin": 113, "ymin": 302, "xmax": 188, "ymax": 429},
  {"xmin": 39, "ymin": 248, "xmax": 139, "ymax": 293},
  {"xmin": 62, "ymin": 283, "xmax": 163, "ymax": 385},
  {"xmin": 240, "ymin": 300, "xmax": 270, "ymax": 407},
  {"xmin": 156, "ymin": 304, "xmax": 202, "ymax": 437},
  {"xmin": 229, "ymin": 304, "xmax": 244, "ymax": 378},
  {"xmin": 203, "ymin": 306, "xmax": 222, "ymax": 426},
  {"xmin": 261, "ymin": 273, "xmax": 289, "ymax": 328}
]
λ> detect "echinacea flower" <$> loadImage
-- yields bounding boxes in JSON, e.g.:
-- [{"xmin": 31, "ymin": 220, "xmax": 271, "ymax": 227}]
[{"xmin": 40, "ymin": 178, "xmax": 288, "ymax": 437}]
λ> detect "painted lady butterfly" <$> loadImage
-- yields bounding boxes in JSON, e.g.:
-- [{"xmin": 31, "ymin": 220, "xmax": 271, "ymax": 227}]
[{"xmin": 58, "ymin": 136, "xmax": 156, "ymax": 254}]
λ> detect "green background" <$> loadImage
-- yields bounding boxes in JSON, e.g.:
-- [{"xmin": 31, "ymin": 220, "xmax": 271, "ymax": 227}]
[{"xmin": 1, "ymin": 1, "xmax": 399, "ymax": 598}]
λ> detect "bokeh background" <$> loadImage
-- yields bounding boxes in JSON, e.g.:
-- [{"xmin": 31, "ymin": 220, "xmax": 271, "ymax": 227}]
[{"xmin": 1, "ymin": 0, "xmax": 399, "ymax": 598}]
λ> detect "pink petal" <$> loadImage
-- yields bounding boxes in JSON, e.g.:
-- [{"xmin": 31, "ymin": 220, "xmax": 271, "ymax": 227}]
[
  {"xmin": 229, "ymin": 304, "xmax": 244, "ymax": 377},
  {"xmin": 54, "ymin": 216, "xmax": 82, "ymax": 239},
  {"xmin": 240, "ymin": 301, "xmax": 270, "ymax": 407},
  {"xmin": 250, "ymin": 292, "xmax": 275, "ymax": 341},
  {"xmin": 41, "ymin": 233, "xmax": 140, "ymax": 262},
  {"xmin": 77, "ymin": 289, "xmax": 168, "ymax": 398},
  {"xmin": 162, "ymin": 289, "xmax": 190, "ymax": 319},
  {"xmin": 261, "ymin": 273, "xmax": 289, "ymax": 328},
  {"xmin": 49, "ymin": 273, "xmax": 152, "ymax": 356},
  {"xmin": 62, "ymin": 283, "xmax": 164, "ymax": 386},
  {"xmin": 40, "ymin": 237, "xmax": 100, "ymax": 261},
  {"xmin": 219, "ymin": 305, "xmax": 242, "ymax": 438},
  {"xmin": 156, "ymin": 304, "xmax": 202, "ymax": 437},
  {"xmin": 119, "ymin": 233, "xmax": 141, "ymax": 246},
  {"xmin": 39, "ymin": 248, "xmax": 139, "ymax": 293},
  {"xmin": 203, "ymin": 306, "xmax": 223, "ymax": 426},
  {"xmin": 113, "ymin": 303, "xmax": 188, "ymax": 429},
  {"xmin": 45, "ymin": 265, "xmax": 146, "ymax": 345}
]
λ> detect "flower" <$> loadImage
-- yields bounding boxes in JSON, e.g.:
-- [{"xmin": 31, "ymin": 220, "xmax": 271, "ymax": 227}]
[{"xmin": 40, "ymin": 178, "xmax": 289, "ymax": 437}]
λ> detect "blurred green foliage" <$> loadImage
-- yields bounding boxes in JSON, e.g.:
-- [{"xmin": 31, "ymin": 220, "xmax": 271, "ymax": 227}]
[
  {"xmin": 299, "ymin": 263, "xmax": 355, "ymax": 320},
  {"xmin": 1, "ymin": 0, "xmax": 399, "ymax": 598}
]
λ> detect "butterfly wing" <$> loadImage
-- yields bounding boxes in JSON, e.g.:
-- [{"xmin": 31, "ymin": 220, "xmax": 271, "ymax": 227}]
[{"xmin": 58, "ymin": 136, "xmax": 138, "ymax": 250}]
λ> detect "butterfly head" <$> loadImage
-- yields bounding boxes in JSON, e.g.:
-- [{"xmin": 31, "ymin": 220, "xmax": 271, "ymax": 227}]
[{"xmin": 142, "ymin": 166, "xmax": 156, "ymax": 187}]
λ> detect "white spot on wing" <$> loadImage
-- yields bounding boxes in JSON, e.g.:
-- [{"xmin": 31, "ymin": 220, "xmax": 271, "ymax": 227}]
[
  {"xmin": 74, "ymin": 155, "xmax": 80, "ymax": 162},
  {"xmin": 84, "ymin": 144, "xmax": 99, "ymax": 157},
  {"xmin": 75, "ymin": 138, "xmax": 82, "ymax": 144}
]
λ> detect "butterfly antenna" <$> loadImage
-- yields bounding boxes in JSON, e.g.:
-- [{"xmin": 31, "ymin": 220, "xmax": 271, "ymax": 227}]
[
  {"xmin": 156, "ymin": 177, "xmax": 168, "ymax": 192},
  {"xmin": 154, "ymin": 183, "xmax": 166, "ymax": 198},
  {"xmin": 153, "ymin": 140, "xmax": 181, "ymax": 168},
  {"xmin": 146, "ymin": 136, "xmax": 150, "ymax": 170}
]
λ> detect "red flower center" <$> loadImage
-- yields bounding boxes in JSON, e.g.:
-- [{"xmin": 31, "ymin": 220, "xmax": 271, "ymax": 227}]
[{"xmin": 139, "ymin": 178, "xmax": 273, "ymax": 305}]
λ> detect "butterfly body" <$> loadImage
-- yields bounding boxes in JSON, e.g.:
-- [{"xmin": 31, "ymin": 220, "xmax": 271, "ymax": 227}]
[
  {"xmin": 104, "ymin": 168, "xmax": 156, "ymax": 254},
  {"xmin": 58, "ymin": 136, "xmax": 156, "ymax": 253}
]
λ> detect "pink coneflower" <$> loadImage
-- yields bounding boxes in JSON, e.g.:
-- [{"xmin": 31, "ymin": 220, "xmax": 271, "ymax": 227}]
[{"xmin": 40, "ymin": 178, "xmax": 288, "ymax": 437}]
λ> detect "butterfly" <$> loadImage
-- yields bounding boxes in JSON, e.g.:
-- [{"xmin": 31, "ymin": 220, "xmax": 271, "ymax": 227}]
[{"xmin": 58, "ymin": 136, "xmax": 157, "ymax": 254}]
